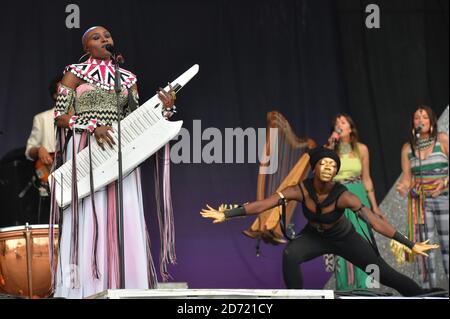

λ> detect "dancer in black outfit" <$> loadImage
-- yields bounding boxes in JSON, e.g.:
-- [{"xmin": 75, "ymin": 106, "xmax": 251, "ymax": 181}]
[{"xmin": 201, "ymin": 147, "xmax": 439, "ymax": 296}]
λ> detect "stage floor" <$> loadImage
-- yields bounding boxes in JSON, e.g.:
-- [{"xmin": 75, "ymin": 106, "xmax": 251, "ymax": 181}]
[
  {"xmin": 87, "ymin": 288, "xmax": 334, "ymax": 299},
  {"xmin": 86, "ymin": 285, "xmax": 448, "ymax": 299}
]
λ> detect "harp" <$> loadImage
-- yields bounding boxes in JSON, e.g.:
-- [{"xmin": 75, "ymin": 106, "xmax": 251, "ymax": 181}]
[{"xmin": 243, "ymin": 111, "xmax": 316, "ymax": 244}]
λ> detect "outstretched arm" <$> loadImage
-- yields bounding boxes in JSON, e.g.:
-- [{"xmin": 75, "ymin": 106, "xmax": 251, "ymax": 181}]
[
  {"xmin": 244, "ymin": 184, "xmax": 302, "ymax": 215},
  {"xmin": 337, "ymin": 191, "xmax": 439, "ymax": 256},
  {"xmin": 200, "ymin": 184, "xmax": 302, "ymax": 223},
  {"xmin": 338, "ymin": 191, "xmax": 395, "ymax": 237}
]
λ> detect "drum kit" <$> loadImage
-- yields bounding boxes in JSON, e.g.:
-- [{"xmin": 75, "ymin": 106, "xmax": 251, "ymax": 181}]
[{"xmin": 0, "ymin": 148, "xmax": 57, "ymax": 298}]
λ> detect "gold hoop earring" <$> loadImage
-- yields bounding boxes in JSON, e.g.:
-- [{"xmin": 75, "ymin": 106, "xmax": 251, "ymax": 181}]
[{"xmin": 430, "ymin": 126, "xmax": 434, "ymax": 134}]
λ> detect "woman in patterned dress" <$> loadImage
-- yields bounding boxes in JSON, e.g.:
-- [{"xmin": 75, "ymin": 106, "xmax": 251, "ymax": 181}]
[
  {"xmin": 52, "ymin": 26, "xmax": 176, "ymax": 298},
  {"xmin": 396, "ymin": 106, "xmax": 449, "ymax": 288}
]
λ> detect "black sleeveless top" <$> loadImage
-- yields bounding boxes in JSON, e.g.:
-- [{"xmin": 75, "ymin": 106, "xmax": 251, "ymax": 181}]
[{"xmin": 300, "ymin": 178, "xmax": 347, "ymax": 224}]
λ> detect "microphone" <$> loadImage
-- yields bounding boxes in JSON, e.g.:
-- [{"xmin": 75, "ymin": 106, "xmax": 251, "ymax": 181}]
[
  {"xmin": 329, "ymin": 128, "xmax": 342, "ymax": 147},
  {"xmin": 104, "ymin": 44, "xmax": 115, "ymax": 54},
  {"xmin": 332, "ymin": 128, "xmax": 342, "ymax": 143},
  {"xmin": 105, "ymin": 44, "xmax": 124, "ymax": 63},
  {"xmin": 415, "ymin": 123, "xmax": 424, "ymax": 138}
]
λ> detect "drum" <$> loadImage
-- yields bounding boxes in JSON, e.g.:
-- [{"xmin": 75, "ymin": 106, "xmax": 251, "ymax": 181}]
[{"xmin": 0, "ymin": 224, "xmax": 58, "ymax": 298}]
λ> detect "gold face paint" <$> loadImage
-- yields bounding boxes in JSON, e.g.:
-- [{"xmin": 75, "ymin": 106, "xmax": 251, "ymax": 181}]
[{"xmin": 318, "ymin": 157, "xmax": 337, "ymax": 182}]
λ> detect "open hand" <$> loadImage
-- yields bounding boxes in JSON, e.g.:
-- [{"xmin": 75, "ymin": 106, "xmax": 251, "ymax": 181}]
[
  {"xmin": 412, "ymin": 239, "xmax": 440, "ymax": 257},
  {"xmin": 200, "ymin": 204, "xmax": 226, "ymax": 224}
]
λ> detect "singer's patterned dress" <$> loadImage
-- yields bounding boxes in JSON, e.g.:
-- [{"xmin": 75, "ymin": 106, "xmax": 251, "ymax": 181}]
[
  {"xmin": 407, "ymin": 140, "xmax": 448, "ymax": 288},
  {"xmin": 52, "ymin": 58, "xmax": 157, "ymax": 298}
]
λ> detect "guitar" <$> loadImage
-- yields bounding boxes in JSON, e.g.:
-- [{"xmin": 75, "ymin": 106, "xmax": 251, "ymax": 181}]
[{"xmin": 35, "ymin": 153, "xmax": 54, "ymax": 184}]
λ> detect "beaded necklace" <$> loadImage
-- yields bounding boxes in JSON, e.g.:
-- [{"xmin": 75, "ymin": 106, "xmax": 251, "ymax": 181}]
[
  {"xmin": 338, "ymin": 143, "xmax": 353, "ymax": 155},
  {"xmin": 416, "ymin": 136, "xmax": 434, "ymax": 151},
  {"xmin": 65, "ymin": 57, "xmax": 137, "ymax": 91}
]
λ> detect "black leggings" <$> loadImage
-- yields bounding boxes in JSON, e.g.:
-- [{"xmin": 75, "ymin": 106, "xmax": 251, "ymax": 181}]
[{"xmin": 282, "ymin": 220, "xmax": 424, "ymax": 296}]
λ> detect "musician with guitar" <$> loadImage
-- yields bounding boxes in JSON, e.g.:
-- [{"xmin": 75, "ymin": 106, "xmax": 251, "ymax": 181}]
[
  {"xmin": 26, "ymin": 75, "xmax": 62, "ymax": 170},
  {"xmin": 25, "ymin": 75, "xmax": 62, "ymax": 221},
  {"xmin": 51, "ymin": 26, "xmax": 176, "ymax": 298}
]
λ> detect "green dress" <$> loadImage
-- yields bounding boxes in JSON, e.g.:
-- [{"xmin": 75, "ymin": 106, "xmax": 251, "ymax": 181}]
[{"xmin": 333, "ymin": 153, "xmax": 373, "ymax": 290}]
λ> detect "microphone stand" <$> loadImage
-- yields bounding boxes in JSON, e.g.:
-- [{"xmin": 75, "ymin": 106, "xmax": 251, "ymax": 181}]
[
  {"xmin": 112, "ymin": 53, "xmax": 126, "ymax": 289},
  {"xmin": 415, "ymin": 131, "xmax": 428, "ymax": 247}
]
